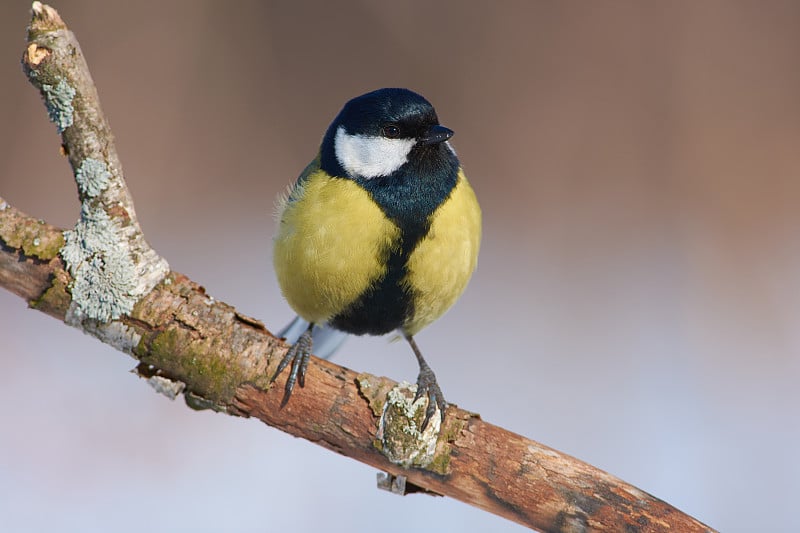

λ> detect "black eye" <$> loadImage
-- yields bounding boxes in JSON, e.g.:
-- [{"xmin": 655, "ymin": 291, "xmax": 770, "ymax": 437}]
[{"xmin": 381, "ymin": 124, "xmax": 401, "ymax": 138}]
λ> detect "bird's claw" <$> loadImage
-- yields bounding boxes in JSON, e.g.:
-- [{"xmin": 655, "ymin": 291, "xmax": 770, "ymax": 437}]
[
  {"xmin": 414, "ymin": 367, "xmax": 446, "ymax": 430},
  {"xmin": 269, "ymin": 327, "xmax": 313, "ymax": 406}
]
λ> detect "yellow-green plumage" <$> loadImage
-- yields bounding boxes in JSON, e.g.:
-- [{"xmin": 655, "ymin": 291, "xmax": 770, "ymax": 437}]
[
  {"xmin": 400, "ymin": 169, "xmax": 481, "ymax": 335},
  {"xmin": 270, "ymin": 87, "xmax": 480, "ymax": 426},
  {"xmin": 274, "ymin": 159, "xmax": 401, "ymax": 324},
  {"xmin": 274, "ymin": 162, "xmax": 480, "ymax": 337}
]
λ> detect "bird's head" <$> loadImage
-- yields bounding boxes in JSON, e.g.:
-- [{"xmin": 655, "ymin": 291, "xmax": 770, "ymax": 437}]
[{"xmin": 320, "ymin": 88, "xmax": 455, "ymax": 180}]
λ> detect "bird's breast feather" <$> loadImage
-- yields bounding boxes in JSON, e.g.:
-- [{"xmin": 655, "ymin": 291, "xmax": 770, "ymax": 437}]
[
  {"xmin": 274, "ymin": 171, "xmax": 401, "ymax": 323},
  {"xmin": 403, "ymin": 170, "xmax": 482, "ymax": 335}
]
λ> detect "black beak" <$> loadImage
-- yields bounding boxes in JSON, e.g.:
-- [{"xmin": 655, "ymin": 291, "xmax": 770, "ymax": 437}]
[{"xmin": 420, "ymin": 124, "xmax": 454, "ymax": 145}]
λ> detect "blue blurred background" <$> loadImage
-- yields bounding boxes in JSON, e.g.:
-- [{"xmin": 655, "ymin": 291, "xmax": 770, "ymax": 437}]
[{"xmin": 1, "ymin": 1, "xmax": 799, "ymax": 531}]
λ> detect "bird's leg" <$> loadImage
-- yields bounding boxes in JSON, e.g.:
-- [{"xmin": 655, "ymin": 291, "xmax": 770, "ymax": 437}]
[
  {"xmin": 405, "ymin": 335, "xmax": 446, "ymax": 429},
  {"xmin": 270, "ymin": 323, "xmax": 314, "ymax": 406}
]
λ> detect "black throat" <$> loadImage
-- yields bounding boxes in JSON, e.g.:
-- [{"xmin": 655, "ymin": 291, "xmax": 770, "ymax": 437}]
[{"xmin": 327, "ymin": 144, "xmax": 460, "ymax": 335}]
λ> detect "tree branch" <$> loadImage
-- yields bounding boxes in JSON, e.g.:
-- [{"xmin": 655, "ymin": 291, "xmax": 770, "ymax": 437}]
[{"xmin": 1, "ymin": 3, "xmax": 716, "ymax": 532}]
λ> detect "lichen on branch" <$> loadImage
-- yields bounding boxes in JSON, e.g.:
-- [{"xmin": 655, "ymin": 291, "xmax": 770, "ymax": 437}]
[
  {"xmin": 22, "ymin": 0, "xmax": 169, "ymax": 324},
  {"xmin": 0, "ymin": 4, "xmax": 718, "ymax": 533}
]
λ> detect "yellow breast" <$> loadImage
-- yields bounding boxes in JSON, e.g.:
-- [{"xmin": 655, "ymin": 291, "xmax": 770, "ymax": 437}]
[
  {"xmin": 273, "ymin": 167, "xmax": 401, "ymax": 324},
  {"xmin": 402, "ymin": 170, "xmax": 482, "ymax": 336}
]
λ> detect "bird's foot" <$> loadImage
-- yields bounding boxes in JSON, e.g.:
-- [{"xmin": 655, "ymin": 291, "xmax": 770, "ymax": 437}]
[
  {"xmin": 269, "ymin": 326, "xmax": 313, "ymax": 406},
  {"xmin": 413, "ymin": 363, "xmax": 447, "ymax": 431}
]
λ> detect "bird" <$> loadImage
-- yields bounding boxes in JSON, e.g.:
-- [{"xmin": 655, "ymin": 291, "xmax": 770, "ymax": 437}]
[{"xmin": 271, "ymin": 88, "xmax": 481, "ymax": 428}]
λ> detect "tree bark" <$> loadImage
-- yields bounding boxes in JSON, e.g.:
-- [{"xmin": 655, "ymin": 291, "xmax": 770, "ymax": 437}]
[{"xmin": 0, "ymin": 4, "xmax": 716, "ymax": 532}]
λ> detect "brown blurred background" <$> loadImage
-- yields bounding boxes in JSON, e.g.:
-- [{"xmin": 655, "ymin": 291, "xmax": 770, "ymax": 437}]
[{"xmin": 1, "ymin": 1, "xmax": 799, "ymax": 531}]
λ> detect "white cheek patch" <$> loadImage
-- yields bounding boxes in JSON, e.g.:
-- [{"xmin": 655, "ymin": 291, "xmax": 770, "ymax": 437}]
[{"xmin": 334, "ymin": 125, "xmax": 416, "ymax": 179}]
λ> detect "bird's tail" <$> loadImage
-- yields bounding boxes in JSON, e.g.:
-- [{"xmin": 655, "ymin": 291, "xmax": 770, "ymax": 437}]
[{"xmin": 277, "ymin": 316, "xmax": 348, "ymax": 360}]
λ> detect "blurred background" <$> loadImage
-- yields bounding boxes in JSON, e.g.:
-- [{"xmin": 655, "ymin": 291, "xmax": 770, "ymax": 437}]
[{"xmin": 1, "ymin": 1, "xmax": 799, "ymax": 531}]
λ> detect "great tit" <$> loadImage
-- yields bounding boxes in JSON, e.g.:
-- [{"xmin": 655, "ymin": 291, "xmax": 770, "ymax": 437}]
[{"xmin": 271, "ymin": 88, "xmax": 481, "ymax": 426}]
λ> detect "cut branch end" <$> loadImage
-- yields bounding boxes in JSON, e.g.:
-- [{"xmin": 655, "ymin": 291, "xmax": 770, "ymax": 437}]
[{"xmin": 29, "ymin": 2, "xmax": 65, "ymax": 33}]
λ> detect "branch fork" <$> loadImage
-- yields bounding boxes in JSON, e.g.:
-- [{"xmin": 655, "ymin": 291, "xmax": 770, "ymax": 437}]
[{"xmin": 0, "ymin": 4, "xmax": 717, "ymax": 532}]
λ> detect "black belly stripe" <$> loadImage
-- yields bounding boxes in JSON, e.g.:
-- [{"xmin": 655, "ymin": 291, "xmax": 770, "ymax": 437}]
[
  {"xmin": 329, "ymin": 231, "xmax": 416, "ymax": 335},
  {"xmin": 328, "ymin": 144, "xmax": 459, "ymax": 335}
]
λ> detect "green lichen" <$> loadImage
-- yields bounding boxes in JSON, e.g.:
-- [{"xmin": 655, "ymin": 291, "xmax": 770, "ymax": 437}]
[
  {"xmin": 427, "ymin": 411, "xmax": 476, "ymax": 476},
  {"xmin": 29, "ymin": 272, "xmax": 71, "ymax": 314},
  {"xmin": 440, "ymin": 423, "xmax": 460, "ymax": 445},
  {"xmin": 185, "ymin": 346, "xmax": 230, "ymax": 386},
  {"xmin": 61, "ymin": 205, "xmax": 138, "ymax": 321},
  {"xmin": 29, "ymin": 232, "xmax": 63, "ymax": 259},
  {"xmin": 427, "ymin": 450, "xmax": 451, "ymax": 474},
  {"xmin": 41, "ymin": 77, "xmax": 75, "ymax": 133},
  {"xmin": 377, "ymin": 384, "xmax": 439, "ymax": 468},
  {"xmin": 75, "ymin": 158, "xmax": 111, "ymax": 198},
  {"xmin": 133, "ymin": 334, "xmax": 149, "ymax": 358},
  {"xmin": 131, "ymin": 274, "xmax": 267, "ymax": 407},
  {"xmin": 356, "ymin": 373, "xmax": 396, "ymax": 417},
  {"xmin": 0, "ymin": 215, "xmax": 64, "ymax": 260},
  {"xmin": 141, "ymin": 327, "xmax": 244, "ymax": 405},
  {"xmin": 147, "ymin": 327, "xmax": 184, "ymax": 356}
]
